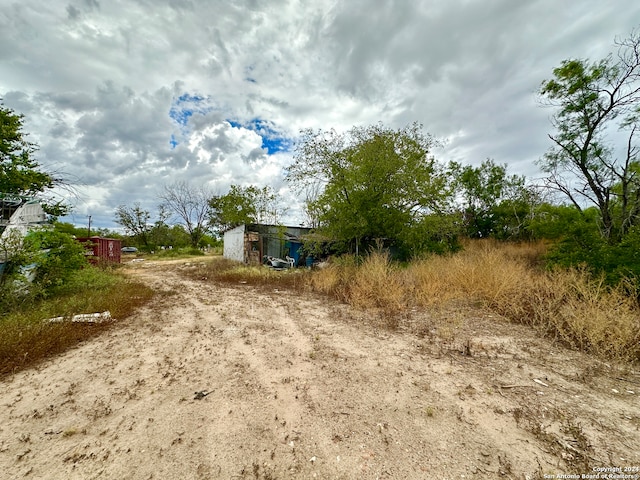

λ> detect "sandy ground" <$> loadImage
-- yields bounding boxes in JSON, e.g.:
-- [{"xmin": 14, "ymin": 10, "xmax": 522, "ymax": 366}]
[{"xmin": 1, "ymin": 257, "xmax": 639, "ymax": 480}]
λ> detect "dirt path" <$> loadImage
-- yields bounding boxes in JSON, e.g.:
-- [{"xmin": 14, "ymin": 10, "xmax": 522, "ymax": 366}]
[{"xmin": 1, "ymin": 258, "xmax": 639, "ymax": 479}]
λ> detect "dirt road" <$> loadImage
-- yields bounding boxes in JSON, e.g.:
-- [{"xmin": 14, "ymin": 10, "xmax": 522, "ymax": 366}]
[{"xmin": 1, "ymin": 258, "xmax": 639, "ymax": 479}]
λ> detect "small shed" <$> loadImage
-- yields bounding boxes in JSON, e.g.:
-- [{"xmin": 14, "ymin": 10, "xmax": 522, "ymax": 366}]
[
  {"xmin": 223, "ymin": 224, "xmax": 311, "ymax": 266},
  {"xmin": 77, "ymin": 236, "xmax": 122, "ymax": 264}
]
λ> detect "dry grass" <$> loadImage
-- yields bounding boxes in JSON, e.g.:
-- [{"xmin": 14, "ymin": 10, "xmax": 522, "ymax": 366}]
[
  {"xmin": 0, "ymin": 266, "xmax": 154, "ymax": 377},
  {"xmin": 418, "ymin": 240, "xmax": 640, "ymax": 362},
  {"xmin": 187, "ymin": 257, "xmax": 308, "ymax": 291},
  {"xmin": 307, "ymin": 240, "xmax": 640, "ymax": 363}
]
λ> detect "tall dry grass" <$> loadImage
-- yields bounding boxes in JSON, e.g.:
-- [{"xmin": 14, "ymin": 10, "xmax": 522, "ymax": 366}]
[
  {"xmin": 307, "ymin": 240, "xmax": 640, "ymax": 363},
  {"xmin": 187, "ymin": 257, "xmax": 309, "ymax": 290},
  {"xmin": 184, "ymin": 242, "xmax": 639, "ymax": 362}
]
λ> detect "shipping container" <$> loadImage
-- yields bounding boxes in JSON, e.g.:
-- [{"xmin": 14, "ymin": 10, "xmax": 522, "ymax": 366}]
[{"xmin": 77, "ymin": 237, "xmax": 122, "ymax": 264}]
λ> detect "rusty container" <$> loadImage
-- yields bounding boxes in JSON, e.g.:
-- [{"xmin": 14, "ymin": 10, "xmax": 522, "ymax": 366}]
[{"xmin": 77, "ymin": 236, "xmax": 122, "ymax": 264}]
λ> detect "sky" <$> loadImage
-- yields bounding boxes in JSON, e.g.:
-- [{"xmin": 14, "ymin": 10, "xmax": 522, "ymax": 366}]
[{"xmin": 1, "ymin": 0, "xmax": 639, "ymax": 230}]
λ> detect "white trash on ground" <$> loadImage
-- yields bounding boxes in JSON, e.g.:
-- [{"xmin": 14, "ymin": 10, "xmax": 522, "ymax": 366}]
[{"xmin": 45, "ymin": 311, "xmax": 113, "ymax": 323}]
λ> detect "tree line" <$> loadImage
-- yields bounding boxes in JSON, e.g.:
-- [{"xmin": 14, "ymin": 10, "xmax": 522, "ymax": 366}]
[{"xmin": 3, "ymin": 28, "xmax": 640, "ymax": 289}]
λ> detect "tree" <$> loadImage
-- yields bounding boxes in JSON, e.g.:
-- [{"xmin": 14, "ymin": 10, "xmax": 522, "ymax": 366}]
[
  {"xmin": 538, "ymin": 29, "xmax": 640, "ymax": 242},
  {"xmin": 114, "ymin": 203, "xmax": 152, "ymax": 248},
  {"xmin": 147, "ymin": 206, "xmax": 192, "ymax": 249},
  {"xmin": 145, "ymin": 223, "xmax": 192, "ymax": 249},
  {"xmin": 0, "ymin": 106, "xmax": 82, "ymax": 308},
  {"xmin": 253, "ymin": 185, "xmax": 286, "ymax": 225},
  {"xmin": 0, "ymin": 104, "xmax": 55, "ymax": 197},
  {"xmin": 452, "ymin": 159, "xmax": 534, "ymax": 239},
  {"xmin": 159, "ymin": 181, "xmax": 211, "ymax": 248},
  {"xmin": 209, "ymin": 185, "xmax": 257, "ymax": 233},
  {"xmin": 286, "ymin": 123, "xmax": 454, "ymax": 256},
  {"xmin": 300, "ymin": 180, "xmax": 323, "ymax": 229},
  {"xmin": 208, "ymin": 184, "xmax": 285, "ymax": 233},
  {"xmin": 0, "ymin": 103, "xmax": 70, "ymax": 219}
]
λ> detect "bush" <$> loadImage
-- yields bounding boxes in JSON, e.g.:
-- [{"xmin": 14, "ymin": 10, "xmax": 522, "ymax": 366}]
[
  {"xmin": 546, "ymin": 225, "xmax": 640, "ymax": 287},
  {"xmin": 25, "ymin": 230, "xmax": 88, "ymax": 292},
  {"xmin": 0, "ymin": 229, "xmax": 89, "ymax": 311},
  {"xmin": 409, "ymin": 240, "xmax": 640, "ymax": 362},
  {"xmin": 153, "ymin": 247, "xmax": 205, "ymax": 258}
]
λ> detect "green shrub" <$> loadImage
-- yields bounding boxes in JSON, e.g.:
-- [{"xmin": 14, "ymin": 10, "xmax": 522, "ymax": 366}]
[
  {"xmin": 0, "ymin": 229, "xmax": 89, "ymax": 311},
  {"xmin": 25, "ymin": 230, "xmax": 88, "ymax": 293},
  {"xmin": 546, "ymin": 225, "xmax": 640, "ymax": 287},
  {"xmin": 153, "ymin": 247, "xmax": 205, "ymax": 258}
]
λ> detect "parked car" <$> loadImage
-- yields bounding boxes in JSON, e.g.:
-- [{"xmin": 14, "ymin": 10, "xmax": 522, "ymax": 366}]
[{"xmin": 121, "ymin": 246, "xmax": 138, "ymax": 253}]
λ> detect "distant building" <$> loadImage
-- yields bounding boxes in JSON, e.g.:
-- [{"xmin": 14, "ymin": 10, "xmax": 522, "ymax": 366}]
[{"xmin": 223, "ymin": 224, "xmax": 311, "ymax": 266}]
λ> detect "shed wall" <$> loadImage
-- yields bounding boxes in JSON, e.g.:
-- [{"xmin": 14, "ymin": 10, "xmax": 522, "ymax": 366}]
[{"xmin": 223, "ymin": 225, "xmax": 245, "ymax": 263}]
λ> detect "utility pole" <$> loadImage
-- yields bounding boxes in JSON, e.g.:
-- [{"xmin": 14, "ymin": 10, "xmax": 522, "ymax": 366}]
[{"xmin": 87, "ymin": 215, "xmax": 92, "ymax": 237}]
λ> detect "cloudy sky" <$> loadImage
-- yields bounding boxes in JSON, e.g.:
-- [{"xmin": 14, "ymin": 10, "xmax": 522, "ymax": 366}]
[{"xmin": 1, "ymin": 0, "xmax": 639, "ymax": 230}]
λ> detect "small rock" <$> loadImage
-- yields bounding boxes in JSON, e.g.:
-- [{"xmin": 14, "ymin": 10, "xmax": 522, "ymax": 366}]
[{"xmin": 310, "ymin": 456, "xmax": 316, "ymax": 463}]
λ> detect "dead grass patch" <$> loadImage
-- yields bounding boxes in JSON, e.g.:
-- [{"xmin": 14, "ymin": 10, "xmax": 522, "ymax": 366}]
[
  {"xmin": 184, "ymin": 257, "xmax": 309, "ymax": 291},
  {"xmin": 310, "ymin": 240, "xmax": 640, "ymax": 363}
]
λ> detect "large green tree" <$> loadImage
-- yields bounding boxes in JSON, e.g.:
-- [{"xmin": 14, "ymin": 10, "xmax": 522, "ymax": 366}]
[
  {"xmin": 114, "ymin": 203, "xmax": 153, "ymax": 248},
  {"xmin": 1, "ymin": 104, "xmax": 55, "ymax": 196},
  {"xmin": 538, "ymin": 30, "xmax": 640, "ymax": 242},
  {"xmin": 286, "ymin": 123, "xmax": 454, "ymax": 256}
]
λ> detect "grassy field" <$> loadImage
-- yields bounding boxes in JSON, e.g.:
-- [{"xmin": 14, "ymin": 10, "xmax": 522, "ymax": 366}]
[{"xmin": 0, "ymin": 265, "xmax": 153, "ymax": 376}]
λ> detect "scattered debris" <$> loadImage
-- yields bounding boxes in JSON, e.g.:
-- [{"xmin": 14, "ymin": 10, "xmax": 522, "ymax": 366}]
[
  {"xmin": 533, "ymin": 378, "xmax": 549, "ymax": 387},
  {"xmin": 193, "ymin": 390, "xmax": 212, "ymax": 400}
]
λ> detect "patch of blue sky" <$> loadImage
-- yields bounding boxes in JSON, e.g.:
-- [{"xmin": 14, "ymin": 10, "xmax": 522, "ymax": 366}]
[
  {"xmin": 228, "ymin": 118, "xmax": 292, "ymax": 155},
  {"xmin": 168, "ymin": 93, "xmax": 212, "ymax": 148}
]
